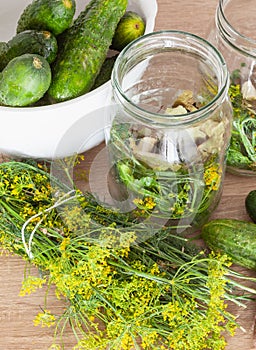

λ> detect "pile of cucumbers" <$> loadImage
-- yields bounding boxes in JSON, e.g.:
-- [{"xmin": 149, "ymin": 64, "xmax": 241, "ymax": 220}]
[{"xmin": 0, "ymin": 0, "xmax": 146, "ymax": 107}]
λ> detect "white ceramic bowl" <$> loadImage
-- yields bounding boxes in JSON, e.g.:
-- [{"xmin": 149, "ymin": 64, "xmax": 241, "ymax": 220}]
[{"xmin": 0, "ymin": 0, "xmax": 158, "ymax": 159}]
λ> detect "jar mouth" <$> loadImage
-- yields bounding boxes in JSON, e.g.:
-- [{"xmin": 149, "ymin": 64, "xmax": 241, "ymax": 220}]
[
  {"xmin": 112, "ymin": 30, "xmax": 229, "ymax": 127},
  {"xmin": 217, "ymin": 0, "xmax": 256, "ymax": 56}
]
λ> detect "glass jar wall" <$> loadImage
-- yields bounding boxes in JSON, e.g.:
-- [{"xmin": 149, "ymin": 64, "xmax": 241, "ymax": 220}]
[
  {"xmin": 105, "ymin": 30, "xmax": 233, "ymax": 235},
  {"xmin": 207, "ymin": 0, "xmax": 256, "ymax": 175}
]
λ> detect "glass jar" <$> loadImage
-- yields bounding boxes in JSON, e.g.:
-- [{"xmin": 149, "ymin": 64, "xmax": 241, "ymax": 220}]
[
  {"xmin": 207, "ymin": 0, "xmax": 256, "ymax": 175},
  {"xmin": 105, "ymin": 30, "xmax": 233, "ymax": 235}
]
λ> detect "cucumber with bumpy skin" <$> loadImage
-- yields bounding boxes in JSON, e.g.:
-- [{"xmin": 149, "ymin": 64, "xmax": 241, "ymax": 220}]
[
  {"xmin": 0, "ymin": 54, "xmax": 51, "ymax": 107},
  {"xmin": 0, "ymin": 30, "xmax": 58, "ymax": 71},
  {"xmin": 48, "ymin": 0, "xmax": 128, "ymax": 102},
  {"xmin": 202, "ymin": 218, "xmax": 256, "ymax": 270},
  {"xmin": 17, "ymin": 0, "xmax": 76, "ymax": 36}
]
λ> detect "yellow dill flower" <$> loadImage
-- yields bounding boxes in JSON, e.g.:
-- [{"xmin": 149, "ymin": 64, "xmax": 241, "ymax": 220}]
[
  {"xmin": 59, "ymin": 237, "xmax": 70, "ymax": 251},
  {"xmin": 106, "ymin": 318, "xmax": 135, "ymax": 349},
  {"xmin": 73, "ymin": 331, "xmax": 107, "ymax": 350},
  {"xmin": 133, "ymin": 196, "xmax": 156, "ymax": 211},
  {"xmin": 162, "ymin": 299, "xmax": 193, "ymax": 325},
  {"xmin": 19, "ymin": 275, "xmax": 46, "ymax": 296},
  {"xmin": 144, "ymin": 196, "xmax": 156, "ymax": 209},
  {"xmin": 133, "ymin": 198, "xmax": 145, "ymax": 206},
  {"xmin": 20, "ymin": 204, "xmax": 37, "ymax": 219},
  {"xmin": 62, "ymin": 206, "xmax": 90, "ymax": 231},
  {"xmin": 0, "ymin": 230, "xmax": 15, "ymax": 252},
  {"xmin": 34, "ymin": 309, "xmax": 56, "ymax": 328},
  {"xmin": 140, "ymin": 330, "xmax": 159, "ymax": 349},
  {"xmin": 204, "ymin": 163, "xmax": 222, "ymax": 191},
  {"xmin": 10, "ymin": 187, "xmax": 21, "ymax": 196}
]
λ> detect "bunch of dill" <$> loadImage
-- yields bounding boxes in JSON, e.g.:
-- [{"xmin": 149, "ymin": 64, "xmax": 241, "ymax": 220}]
[{"xmin": 0, "ymin": 160, "xmax": 255, "ymax": 350}]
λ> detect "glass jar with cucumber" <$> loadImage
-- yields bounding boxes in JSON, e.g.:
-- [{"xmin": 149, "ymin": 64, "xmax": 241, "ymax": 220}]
[
  {"xmin": 207, "ymin": 0, "xmax": 256, "ymax": 176},
  {"xmin": 105, "ymin": 31, "xmax": 233, "ymax": 235}
]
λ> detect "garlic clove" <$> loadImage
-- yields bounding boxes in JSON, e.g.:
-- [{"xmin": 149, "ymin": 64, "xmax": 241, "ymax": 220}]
[{"xmin": 241, "ymin": 80, "xmax": 256, "ymax": 100}]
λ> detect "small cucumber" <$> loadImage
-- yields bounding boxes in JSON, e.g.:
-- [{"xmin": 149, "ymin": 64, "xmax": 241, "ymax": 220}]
[
  {"xmin": 111, "ymin": 11, "xmax": 146, "ymax": 52},
  {"xmin": 245, "ymin": 190, "xmax": 256, "ymax": 223},
  {"xmin": 48, "ymin": 0, "xmax": 128, "ymax": 102},
  {"xmin": 0, "ymin": 54, "xmax": 51, "ymax": 107},
  {"xmin": 17, "ymin": 0, "xmax": 76, "ymax": 36},
  {"xmin": 0, "ymin": 30, "xmax": 58, "ymax": 71},
  {"xmin": 202, "ymin": 218, "xmax": 256, "ymax": 270}
]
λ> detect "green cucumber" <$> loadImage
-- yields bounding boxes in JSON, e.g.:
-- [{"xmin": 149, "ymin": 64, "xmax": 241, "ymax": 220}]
[
  {"xmin": 202, "ymin": 218, "xmax": 256, "ymax": 270},
  {"xmin": 0, "ymin": 30, "xmax": 58, "ymax": 71},
  {"xmin": 48, "ymin": 0, "xmax": 128, "ymax": 102},
  {"xmin": 111, "ymin": 11, "xmax": 146, "ymax": 52},
  {"xmin": 245, "ymin": 190, "xmax": 256, "ymax": 223},
  {"xmin": 17, "ymin": 0, "xmax": 76, "ymax": 36},
  {"xmin": 91, "ymin": 54, "xmax": 118, "ymax": 90},
  {"xmin": 0, "ymin": 53, "xmax": 51, "ymax": 107},
  {"xmin": 0, "ymin": 42, "xmax": 8, "ymax": 56}
]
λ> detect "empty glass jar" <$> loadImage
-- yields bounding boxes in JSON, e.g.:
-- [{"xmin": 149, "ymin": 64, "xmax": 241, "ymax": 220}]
[
  {"xmin": 207, "ymin": 0, "xmax": 256, "ymax": 175},
  {"xmin": 105, "ymin": 30, "xmax": 233, "ymax": 235}
]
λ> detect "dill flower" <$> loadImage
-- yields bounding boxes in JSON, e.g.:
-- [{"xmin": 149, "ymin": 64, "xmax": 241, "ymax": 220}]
[
  {"xmin": 228, "ymin": 84, "xmax": 243, "ymax": 116},
  {"xmin": 34, "ymin": 309, "xmax": 56, "ymax": 328},
  {"xmin": 1, "ymin": 160, "xmax": 256, "ymax": 350},
  {"xmin": 59, "ymin": 237, "xmax": 70, "ymax": 252},
  {"xmin": 19, "ymin": 275, "xmax": 46, "ymax": 296},
  {"xmin": 204, "ymin": 163, "xmax": 222, "ymax": 191},
  {"xmin": 73, "ymin": 333, "xmax": 107, "ymax": 350},
  {"xmin": 133, "ymin": 196, "xmax": 156, "ymax": 211}
]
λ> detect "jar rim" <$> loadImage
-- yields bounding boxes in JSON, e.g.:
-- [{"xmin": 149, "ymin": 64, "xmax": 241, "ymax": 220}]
[
  {"xmin": 112, "ymin": 30, "xmax": 229, "ymax": 126},
  {"xmin": 218, "ymin": 0, "xmax": 256, "ymax": 56}
]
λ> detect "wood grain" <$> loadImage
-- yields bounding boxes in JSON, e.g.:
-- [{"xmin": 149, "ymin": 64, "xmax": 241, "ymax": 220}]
[{"xmin": 1, "ymin": 0, "xmax": 256, "ymax": 349}]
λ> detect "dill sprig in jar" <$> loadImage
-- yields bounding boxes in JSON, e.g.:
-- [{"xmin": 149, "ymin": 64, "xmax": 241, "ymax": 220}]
[
  {"xmin": 105, "ymin": 30, "xmax": 233, "ymax": 235},
  {"xmin": 207, "ymin": 0, "xmax": 256, "ymax": 175}
]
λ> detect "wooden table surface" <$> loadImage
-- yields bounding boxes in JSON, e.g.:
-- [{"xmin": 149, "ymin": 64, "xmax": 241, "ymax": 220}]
[{"xmin": 1, "ymin": 0, "xmax": 256, "ymax": 349}]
